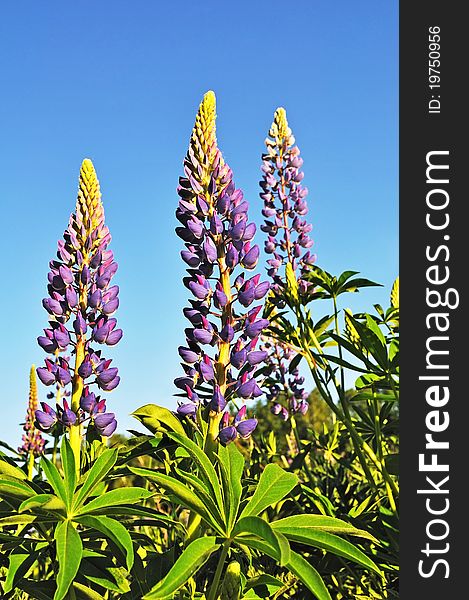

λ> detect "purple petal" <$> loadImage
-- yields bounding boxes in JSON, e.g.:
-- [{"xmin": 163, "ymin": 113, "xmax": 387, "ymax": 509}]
[
  {"xmin": 37, "ymin": 367, "xmax": 56, "ymax": 386},
  {"xmin": 236, "ymin": 418, "xmax": 257, "ymax": 438},
  {"xmin": 245, "ymin": 319, "xmax": 269, "ymax": 339},
  {"xmin": 35, "ymin": 410, "xmax": 56, "ymax": 430},
  {"xmin": 247, "ymin": 351, "xmax": 268, "ymax": 366},
  {"xmin": 106, "ymin": 329, "xmax": 123, "ymax": 346},
  {"xmin": 218, "ymin": 426, "xmax": 238, "ymax": 445},
  {"xmin": 99, "ymin": 375, "xmax": 120, "ymax": 391}
]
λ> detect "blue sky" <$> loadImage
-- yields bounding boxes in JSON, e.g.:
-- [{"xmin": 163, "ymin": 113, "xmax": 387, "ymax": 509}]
[{"xmin": 0, "ymin": 1, "xmax": 398, "ymax": 448}]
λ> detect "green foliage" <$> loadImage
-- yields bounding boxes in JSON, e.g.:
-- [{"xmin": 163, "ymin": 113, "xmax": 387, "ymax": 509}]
[{"xmin": 1, "ymin": 257, "xmax": 397, "ymax": 599}]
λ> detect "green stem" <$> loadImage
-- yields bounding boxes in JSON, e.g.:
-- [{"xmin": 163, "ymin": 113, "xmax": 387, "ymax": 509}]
[
  {"xmin": 204, "ymin": 411, "xmax": 222, "ymax": 464},
  {"xmin": 208, "ymin": 541, "xmax": 230, "ymax": 600}
]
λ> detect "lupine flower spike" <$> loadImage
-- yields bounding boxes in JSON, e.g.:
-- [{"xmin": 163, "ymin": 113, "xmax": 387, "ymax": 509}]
[
  {"xmin": 260, "ymin": 108, "xmax": 314, "ymax": 420},
  {"xmin": 175, "ymin": 91, "xmax": 270, "ymax": 450},
  {"xmin": 36, "ymin": 159, "xmax": 121, "ymax": 469},
  {"xmin": 19, "ymin": 366, "xmax": 45, "ymax": 479}
]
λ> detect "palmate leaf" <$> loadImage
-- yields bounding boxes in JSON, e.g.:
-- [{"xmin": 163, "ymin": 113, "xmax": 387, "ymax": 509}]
[
  {"xmin": 143, "ymin": 536, "xmax": 220, "ymax": 599},
  {"xmin": 75, "ymin": 514, "xmax": 134, "ymax": 570},
  {"xmin": 73, "ymin": 447, "xmax": 118, "ymax": 509},
  {"xmin": 240, "ymin": 464, "xmax": 297, "ymax": 518},
  {"xmin": 54, "ymin": 520, "xmax": 83, "ymax": 600}
]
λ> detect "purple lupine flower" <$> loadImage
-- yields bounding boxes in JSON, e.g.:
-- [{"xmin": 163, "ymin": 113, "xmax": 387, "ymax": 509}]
[
  {"xmin": 18, "ymin": 366, "xmax": 46, "ymax": 457},
  {"xmin": 262, "ymin": 338, "xmax": 309, "ymax": 421},
  {"xmin": 35, "ymin": 160, "xmax": 122, "ymax": 441},
  {"xmin": 259, "ymin": 109, "xmax": 315, "ymax": 421},
  {"xmin": 218, "ymin": 405, "xmax": 258, "ymax": 445},
  {"xmin": 260, "ymin": 108, "xmax": 316, "ymax": 298},
  {"xmin": 175, "ymin": 92, "xmax": 269, "ymax": 438}
]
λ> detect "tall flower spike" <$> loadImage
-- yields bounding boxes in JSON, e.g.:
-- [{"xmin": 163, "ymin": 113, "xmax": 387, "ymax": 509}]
[
  {"xmin": 36, "ymin": 159, "xmax": 121, "ymax": 467},
  {"xmin": 260, "ymin": 109, "xmax": 314, "ymax": 418},
  {"xmin": 260, "ymin": 107, "xmax": 316, "ymax": 298},
  {"xmin": 19, "ymin": 366, "xmax": 45, "ymax": 463},
  {"xmin": 176, "ymin": 92, "xmax": 270, "ymax": 449}
]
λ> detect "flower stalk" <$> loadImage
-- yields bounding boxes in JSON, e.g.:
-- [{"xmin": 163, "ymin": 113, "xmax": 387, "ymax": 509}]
[{"xmin": 18, "ymin": 366, "xmax": 45, "ymax": 479}]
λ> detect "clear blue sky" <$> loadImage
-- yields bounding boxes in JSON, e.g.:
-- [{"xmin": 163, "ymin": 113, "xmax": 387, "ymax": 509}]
[{"xmin": 0, "ymin": 1, "xmax": 398, "ymax": 448}]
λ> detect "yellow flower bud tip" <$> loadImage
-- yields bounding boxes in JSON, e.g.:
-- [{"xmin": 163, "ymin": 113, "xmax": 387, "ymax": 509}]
[
  {"xmin": 29, "ymin": 365, "xmax": 37, "ymax": 402},
  {"xmin": 76, "ymin": 158, "xmax": 105, "ymax": 234},
  {"xmin": 391, "ymin": 276, "xmax": 400, "ymax": 309},
  {"xmin": 192, "ymin": 90, "xmax": 218, "ymax": 159},
  {"xmin": 270, "ymin": 107, "xmax": 293, "ymax": 144}
]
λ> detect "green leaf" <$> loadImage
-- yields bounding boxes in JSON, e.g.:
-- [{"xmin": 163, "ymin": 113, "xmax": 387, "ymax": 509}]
[
  {"xmin": 73, "ymin": 581, "xmax": 107, "ymax": 600},
  {"xmin": 94, "ymin": 503, "xmax": 182, "ymax": 528},
  {"xmin": 60, "ymin": 437, "xmax": 76, "ymax": 508},
  {"xmin": 273, "ymin": 526, "xmax": 381, "ymax": 575},
  {"xmin": 76, "ymin": 487, "xmax": 152, "ymax": 515},
  {"xmin": 13, "ymin": 579, "xmax": 57, "ymax": 600},
  {"xmin": 271, "ymin": 514, "xmax": 377, "ymax": 542},
  {"xmin": 0, "ymin": 477, "xmax": 34, "ymax": 499},
  {"xmin": 19, "ymin": 493, "xmax": 67, "ymax": 518},
  {"xmin": 73, "ymin": 447, "xmax": 118, "ymax": 510},
  {"xmin": 132, "ymin": 403, "xmax": 186, "ymax": 436},
  {"xmin": 287, "ymin": 550, "xmax": 332, "ymax": 600},
  {"xmin": 41, "ymin": 456, "xmax": 67, "ymax": 504},
  {"xmin": 166, "ymin": 432, "xmax": 224, "ymax": 513},
  {"xmin": 143, "ymin": 537, "xmax": 219, "ymax": 599},
  {"xmin": 216, "ymin": 442, "xmax": 244, "ymax": 530},
  {"xmin": 75, "ymin": 514, "xmax": 134, "ymax": 570},
  {"xmin": 54, "ymin": 520, "xmax": 83, "ymax": 600},
  {"xmin": 238, "ymin": 538, "xmax": 331, "ymax": 600},
  {"xmin": 175, "ymin": 468, "xmax": 225, "ymax": 528},
  {"xmin": 4, "ymin": 549, "xmax": 38, "ymax": 593},
  {"xmin": 0, "ymin": 514, "xmax": 38, "ymax": 526},
  {"xmin": 240, "ymin": 464, "xmax": 297, "ymax": 518},
  {"xmin": 0, "ymin": 457, "xmax": 27, "ymax": 480},
  {"xmin": 234, "ymin": 516, "xmax": 290, "ymax": 566},
  {"xmin": 242, "ymin": 574, "xmax": 284, "ymax": 598},
  {"xmin": 128, "ymin": 467, "xmax": 225, "ymax": 534},
  {"xmin": 288, "ymin": 351, "xmax": 303, "ymax": 374}
]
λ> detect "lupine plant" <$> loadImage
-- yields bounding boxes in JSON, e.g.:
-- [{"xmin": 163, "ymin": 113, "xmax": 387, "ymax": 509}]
[
  {"xmin": 35, "ymin": 159, "xmax": 122, "ymax": 471},
  {"xmin": 0, "ymin": 94, "xmax": 396, "ymax": 599},
  {"xmin": 130, "ymin": 92, "xmax": 382, "ymax": 600},
  {"xmin": 18, "ymin": 367, "xmax": 45, "ymax": 479},
  {"xmin": 174, "ymin": 90, "xmax": 270, "ymax": 455},
  {"xmin": 254, "ymin": 108, "xmax": 399, "ymax": 597},
  {"xmin": 259, "ymin": 108, "xmax": 317, "ymax": 427}
]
